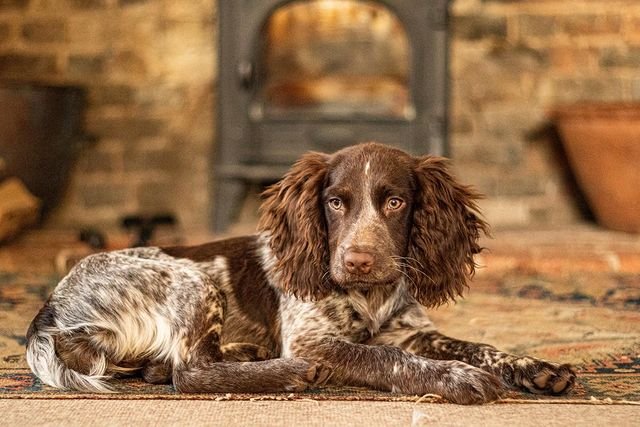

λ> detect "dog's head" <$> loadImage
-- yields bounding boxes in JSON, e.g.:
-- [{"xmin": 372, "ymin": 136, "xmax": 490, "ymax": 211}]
[{"xmin": 258, "ymin": 142, "xmax": 488, "ymax": 307}]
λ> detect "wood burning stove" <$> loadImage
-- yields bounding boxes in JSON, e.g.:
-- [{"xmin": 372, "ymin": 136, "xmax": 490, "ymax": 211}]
[{"xmin": 215, "ymin": 0, "xmax": 450, "ymax": 231}]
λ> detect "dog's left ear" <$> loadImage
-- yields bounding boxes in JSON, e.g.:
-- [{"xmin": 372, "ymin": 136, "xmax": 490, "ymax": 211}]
[
  {"xmin": 258, "ymin": 152, "xmax": 332, "ymax": 301},
  {"xmin": 407, "ymin": 156, "xmax": 489, "ymax": 308}
]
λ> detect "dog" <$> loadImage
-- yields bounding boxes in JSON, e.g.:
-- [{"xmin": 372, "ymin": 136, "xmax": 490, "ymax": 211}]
[{"xmin": 26, "ymin": 142, "xmax": 576, "ymax": 404}]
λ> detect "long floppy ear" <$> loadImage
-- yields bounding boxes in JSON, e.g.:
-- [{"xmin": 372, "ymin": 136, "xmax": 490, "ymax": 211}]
[
  {"xmin": 407, "ymin": 156, "xmax": 489, "ymax": 308},
  {"xmin": 257, "ymin": 152, "xmax": 332, "ymax": 300}
]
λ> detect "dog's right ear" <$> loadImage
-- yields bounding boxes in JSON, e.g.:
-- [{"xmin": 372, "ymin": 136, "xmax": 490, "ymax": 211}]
[{"xmin": 258, "ymin": 152, "xmax": 332, "ymax": 301}]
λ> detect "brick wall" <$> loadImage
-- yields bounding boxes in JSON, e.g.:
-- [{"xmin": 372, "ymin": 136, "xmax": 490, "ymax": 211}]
[
  {"xmin": 0, "ymin": 0, "xmax": 638, "ymax": 230},
  {"xmin": 0, "ymin": 0, "xmax": 216, "ymax": 230}
]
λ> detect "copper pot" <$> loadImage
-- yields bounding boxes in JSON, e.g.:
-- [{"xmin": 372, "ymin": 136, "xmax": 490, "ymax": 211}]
[{"xmin": 553, "ymin": 103, "xmax": 640, "ymax": 233}]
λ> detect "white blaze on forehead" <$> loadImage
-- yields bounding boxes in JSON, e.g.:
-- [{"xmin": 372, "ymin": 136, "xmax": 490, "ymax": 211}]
[
  {"xmin": 342, "ymin": 157, "xmax": 378, "ymax": 248},
  {"xmin": 362, "ymin": 158, "xmax": 375, "ymax": 213}
]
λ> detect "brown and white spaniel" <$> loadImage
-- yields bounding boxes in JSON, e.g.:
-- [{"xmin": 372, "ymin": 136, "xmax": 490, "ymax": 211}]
[{"xmin": 26, "ymin": 142, "xmax": 575, "ymax": 404}]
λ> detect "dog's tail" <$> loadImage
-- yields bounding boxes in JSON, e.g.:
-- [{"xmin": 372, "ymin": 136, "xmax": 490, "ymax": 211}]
[{"xmin": 25, "ymin": 304, "xmax": 113, "ymax": 393}]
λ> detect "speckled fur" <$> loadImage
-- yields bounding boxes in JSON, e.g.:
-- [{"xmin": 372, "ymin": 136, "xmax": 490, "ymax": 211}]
[
  {"xmin": 26, "ymin": 143, "xmax": 575, "ymax": 403},
  {"xmin": 26, "ymin": 242, "xmax": 329, "ymax": 393}
]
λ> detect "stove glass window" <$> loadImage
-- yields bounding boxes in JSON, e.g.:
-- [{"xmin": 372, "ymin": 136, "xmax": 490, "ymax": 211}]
[{"xmin": 257, "ymin": 0, "xmax": 412, "ymax": 120}]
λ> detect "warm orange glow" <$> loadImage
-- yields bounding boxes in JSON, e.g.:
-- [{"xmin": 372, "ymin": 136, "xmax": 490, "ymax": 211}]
[{"xmin": 259, "ymin": 0, "xmax": 412, "ymax": 118}]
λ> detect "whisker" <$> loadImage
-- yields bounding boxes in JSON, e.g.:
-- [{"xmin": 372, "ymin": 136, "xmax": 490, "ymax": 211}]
[
  {"xmin": 393, "ymin": 266, "xmax": 415, "ymax": 288},
  {"xmin": 392, "ymin": 260, "xmax": 437, "ymax": 286},
  {"xmin": 320, "ymin": 270, "xmax": 331, "ymax": 283},
  {"xmin": 391, "ymin": 255, "xmax": 426, "ymax": 270}
]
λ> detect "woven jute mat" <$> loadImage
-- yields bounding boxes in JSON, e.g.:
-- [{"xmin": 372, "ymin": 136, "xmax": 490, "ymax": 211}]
[{"xmin": 1, "ymin": 400, "xmax": 639, "ymax": 427}]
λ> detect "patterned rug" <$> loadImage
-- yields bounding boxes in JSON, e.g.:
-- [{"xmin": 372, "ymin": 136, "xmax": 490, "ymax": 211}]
[{"xmin": 1, "ymin": 269, "xmax": 639, "ymax": 404}]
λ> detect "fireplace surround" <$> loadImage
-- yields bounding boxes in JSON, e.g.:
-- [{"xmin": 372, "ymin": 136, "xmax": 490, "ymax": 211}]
[{"xmin": 215, "ymin": 0, "xmax": 450, "ymax": 231}]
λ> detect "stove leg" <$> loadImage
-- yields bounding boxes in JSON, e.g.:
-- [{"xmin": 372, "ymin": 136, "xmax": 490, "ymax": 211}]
[{"xmin": 213, "ymin": 178, "xmax": 247, "ymax": 233}]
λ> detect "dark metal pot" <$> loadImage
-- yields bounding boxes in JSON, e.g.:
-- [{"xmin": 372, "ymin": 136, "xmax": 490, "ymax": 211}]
[{"xmin": 0, "ymin": 83, "xmax": 85, "ymax": 213}]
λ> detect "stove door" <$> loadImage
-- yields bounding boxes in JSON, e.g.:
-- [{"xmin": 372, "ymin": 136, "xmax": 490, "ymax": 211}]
[{"xmin": 218, "ymin": 0, "xmax": 448, "ymax": 168}]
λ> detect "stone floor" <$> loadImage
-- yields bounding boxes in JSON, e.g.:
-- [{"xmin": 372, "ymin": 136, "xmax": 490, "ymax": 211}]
[{"xmin": 476, "ymin": 226, "xmax": 640, "ymax": 277}]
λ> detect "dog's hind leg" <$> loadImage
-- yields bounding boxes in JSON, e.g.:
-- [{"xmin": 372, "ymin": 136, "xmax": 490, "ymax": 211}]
[
  {"xmin": 172, "ymin": 328, "xmax": 331, "ymax": 393},
  {"xmin": 142, "ymin": 362, "xmax": 173, "ymax": 384}
]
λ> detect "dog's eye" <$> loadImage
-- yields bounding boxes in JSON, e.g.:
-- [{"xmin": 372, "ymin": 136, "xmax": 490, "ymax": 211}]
[
  {"xmin": 328, "ymin": 198, "xmax": 343, "ymax": 210},
  {"xmin": 386, "ymin": 197, "xmax": 404, "ymax": 210}
]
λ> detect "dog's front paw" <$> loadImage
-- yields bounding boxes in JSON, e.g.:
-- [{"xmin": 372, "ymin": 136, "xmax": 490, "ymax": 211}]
[
  {"xmin": 284, "ymin": 359, "xmax": 332, "ymax": 392},
  {"xmin": 439, "ymin": 361, "xmax": 506, "ymax": 405},
  {"xmin": 511, "ymin": 357, "xmax": 576, "ymax": 395}
]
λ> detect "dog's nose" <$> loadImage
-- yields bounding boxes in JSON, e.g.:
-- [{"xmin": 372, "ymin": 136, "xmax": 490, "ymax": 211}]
[{"xmin": 343, "ymin": 249, "xmax": 375, "ymax": 275}]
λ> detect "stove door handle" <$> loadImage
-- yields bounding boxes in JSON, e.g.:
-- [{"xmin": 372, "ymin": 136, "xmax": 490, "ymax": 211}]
[{"xmin": 237, "ymin": 61, "xmax": 255, "ymax": 90}]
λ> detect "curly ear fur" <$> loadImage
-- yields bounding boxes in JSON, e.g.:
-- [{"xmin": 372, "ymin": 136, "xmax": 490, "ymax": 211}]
[
  {"xmin": 407, "ymin": 156, "xmax": 489, "ymax": 308},
  {"xmin": 257, "ymin": 152, "xmax": 332, "ymax": 300}
]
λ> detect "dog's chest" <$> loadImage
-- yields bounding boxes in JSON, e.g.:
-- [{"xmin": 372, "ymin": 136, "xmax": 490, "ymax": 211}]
[{"xmin": 347, "ymin": 286, "xmax": 405, "ymax": 337}]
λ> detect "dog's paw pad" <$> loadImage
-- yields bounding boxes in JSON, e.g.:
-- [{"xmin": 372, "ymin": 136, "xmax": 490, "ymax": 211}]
[
  {"xmin": 305, "ymin": 362, "xmax": 332, "ymax": 385},
  {"xmin": 515, "ymin": 359, "xmax": 576, "ymax": 395},
  {"xmin": 313, "ymin": 363, "xmax": 332, "ymax": 385},
  {"xmin": 551, "ymin": 375, "xmax": 572, "ymax": 394}
]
